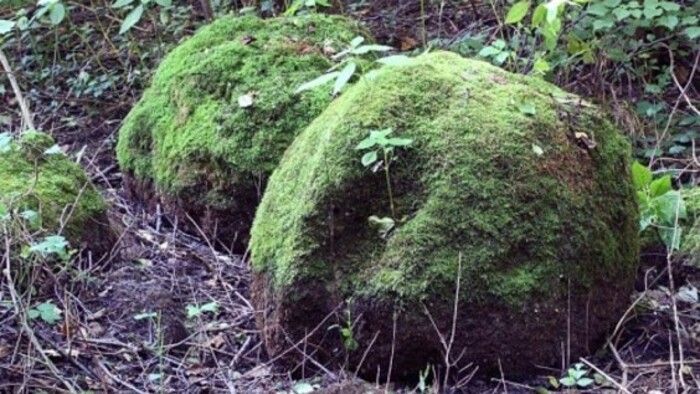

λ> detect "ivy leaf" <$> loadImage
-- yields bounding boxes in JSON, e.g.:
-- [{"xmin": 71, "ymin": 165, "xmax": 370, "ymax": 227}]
[
  {"xmin": 505, "ymin": 1, "xmax": 530, "ymax": 24},
  {"xmin": 685, "ymin": 27, "xmax": 700, "ymax": 39},
  {"xmin": 119, "ymin": 4, "xmax": 144, "ymax": 34},
  {"xmin": 656, "ymin": 15, "xmax": 679, "ymax": 30},
  {"xmin": 333, "ymin": 61, "xmax": 356, "ymax": 96},
  {"xmin": 586, "ymin": 3, "xmax": 609, "ymax": 17},
  {"xmin": 295, "ymin": 71, "xmax": 340, "ymax": 94}
]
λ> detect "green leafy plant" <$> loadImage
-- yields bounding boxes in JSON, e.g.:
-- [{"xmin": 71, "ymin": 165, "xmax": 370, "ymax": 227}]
[
  {"xmin": 186, "ymin": 301, "xmax": 219, "ymax": 319},
  {"xmin": 284, "ymin": 0, "xmax": 330, "ymax": 17},
  {"xmin": 295, "ymin": 36, "xmax": 392, "ymax": 96},
  {"xmin": 329, "ymin": 306, "xmax": 358, "ymax": 353},
  {"xmin": 355, "ymin": 128, "xmax": 413, "ymax": 228},
  {"xmin": 633, "ymin": 161, "xmax": 686, "ymax": 250},
  {"xmin": 28, "ymin": 301, "xmax": 62, "ymax": 325},
  {"xmin": 559, "ymin": 363, "xmax": 594, "ymax": 388},
  {"xmin": 25, "ymin": 235, "xmax": 72, "ymax": 261},
  {"xmin": 113, "ymin": 0, "xmax": 173, "ymax": 34}
]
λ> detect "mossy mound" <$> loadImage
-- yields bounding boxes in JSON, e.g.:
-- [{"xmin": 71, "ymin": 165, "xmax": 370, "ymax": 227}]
[
  {"xmin": 0, "ymin": 132, "xmax": 112, "ymax": 257},
  {"xmin": 116, "ymin": 14, "xmax": 370, "ymax": 249},
  {"xmin": 250, "ymin": 51, "xmax": 639, "ymax": 379}
]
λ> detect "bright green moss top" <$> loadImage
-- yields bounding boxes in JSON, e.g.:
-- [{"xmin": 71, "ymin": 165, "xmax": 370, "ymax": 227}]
[
  {"xmin": 251, "ymin": 51, "xmax": 639, "ymax": 305},
  {"xmin": 0, "ymin": 132, "xmax": 108, "ymax": 247},
  {"xmin": 116, "ymin": 14, "xmax": 369, "ymax": 210}
]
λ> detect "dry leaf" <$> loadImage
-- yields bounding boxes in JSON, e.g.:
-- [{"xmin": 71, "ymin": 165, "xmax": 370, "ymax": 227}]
[
  {"xmin": 204, "ymin": 333, "xmax": 226, "ymax": 349},
  {"xmin": 400, "ymin": 36, "xmax": 419, "ymax": 51}
]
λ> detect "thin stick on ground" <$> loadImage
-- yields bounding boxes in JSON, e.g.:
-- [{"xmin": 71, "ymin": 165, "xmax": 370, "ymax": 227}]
[{"xmin": 0, "ymin": 48, "xmax": 35, "ymax": 132}]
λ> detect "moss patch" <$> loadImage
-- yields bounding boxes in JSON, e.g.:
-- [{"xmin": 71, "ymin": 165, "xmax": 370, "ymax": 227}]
[
  {"xmin": 0, "ymin": 132, "xmax": 111, "ymax": 255},
  {"xmin": 250, "ymin": 51, "xmax": 639, "ymax": 379},
  {"xmin": 116, "ymin": 14, "xmax": 371, "ymax": 248}
]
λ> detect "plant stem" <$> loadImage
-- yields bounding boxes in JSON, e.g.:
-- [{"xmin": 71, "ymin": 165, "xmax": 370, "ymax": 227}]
[{"xmin": 383, "ymin": 149, "xmax": 396, "ymax": 221}]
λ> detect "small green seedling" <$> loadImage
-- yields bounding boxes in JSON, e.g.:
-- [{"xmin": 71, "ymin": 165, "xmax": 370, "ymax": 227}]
[
  {"xmin": 632, "ymin": 162, "xmax": 686, "ymax": 250},
  {"xmin": 28, "ymin": 301, "xmax": 62, "ymax": 325},
  {"xmin": 355, "ymin": 128, "xmax": 413, "ymax": 226},
  {"xmin": 559, "ymin": 363, "xmax": 594, "ymax": 388},
  {"xmin": 186, "ymin": 301, "xmax": 219, "ymax": 319},
  {"xmin": 24, "ymin": 235, "xmax": 72, "ymax": 261}
]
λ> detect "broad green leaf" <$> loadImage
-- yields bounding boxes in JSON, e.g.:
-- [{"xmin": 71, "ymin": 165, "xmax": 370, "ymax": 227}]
[
  {"xmin": 478, "ymin": 46, "xmax": 501, "ymax": 57},
  {"xmin": 532, "ymin": 57, "xmax": 550, "ymax": 74},
  {"xmin": 592, "ymin": 17, "xmax": 615, "ymax": 30},
  {"xmin": 505, "ymin": 1, "xmax": 530, "ymax": 24},
  {"xmin": 559, "ymin": 376, "xmax": 576, "ymax": 387},
  {"xmin": 295, "ymin": 71, "xmax": 340, "ymax": 93},
  {"xmin": 355, "ymin": 138, "xmax": 376, "ymax": 150},
  {"xmin": 351, "ymin": 44, "xmax": 393, "ymax": 54},
  {"xmin": 659, "ymin": 226, "xmax": 682, "ymax": 250},
  {"xmin": 49, "ymin": 3, "xmax": 66, "ymax": 25},
  {"xmin": 119, "ymin": 4, "xmax": 144, "ymax": 34},
  {"xmin": 657, "ymin": 190, "xmax": 686, "ymax": 223},
  {"xmin": 368, "ymin": 215, "xmax": 395, "ymax": 237},
  {"xmin": 658, "ymin": 1, "xmax": 679, "ymax": 11},
  {"xmin": 387, "ymin": 137, "xmax": 413, "ymax": 147},
  {"xmin": 603, "ymin": 0, "xmax": 621, "ymax": 6},
  {"xmin": 370, "ymin": 128, "xmax": 393, "ymax": 139},
  {"xmin": 350, "ymin": 36, "xmax": 364, "ymax": 48},
  {"xmin": 0, "ymin": 20, "xmax": 15, "ymax": 35},
  {"xmin": 199, "ymin": 301, "xmax": 219, "ymax": 313},
  {"xmin": 649, "ymin": 175, "xmax": 671, "ymax": 197},
  {"xmin": 612, "ymin": 7, "xmax": 631, "ymax": 21},
  {"xmin": 333, "ymin": 62, "xmax": 356, "ymax": 96},
  {"xmin": 631, "ymin": 162, "xmax": 652, "ymax": 189},
  {"xmin": 586, "ymin": 2, "xmax": 608, "ymax": 15},
  {"xmin": 361, "ymin": 150, "xmax": 378, "ymax": 167},
  {"xmin": 376, "ymin": 55, "xmax": 415, "ymax": 66},
  {"xmin": 113, "ymin": 0, "xmax": 133, "ymax": 8},
  {"xmin": 531, "ymin": 4, "xmax": 546, "ymax": 26},
  {"xmin": 155, "ymin": 0, "xmax": 172, "ymax": 6}
]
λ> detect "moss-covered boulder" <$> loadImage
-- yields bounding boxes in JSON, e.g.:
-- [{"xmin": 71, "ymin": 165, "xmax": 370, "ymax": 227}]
[
  {"xmin": 116, "ymin": 14, "xmax": 369, "ymax": 249},
  {"xmin": 250, "ymin": 51, "xmax": 639, "ymax": 379},
  {"xmin": 0, "ymin": 131, "xmax": 112, "ymax": 257}
]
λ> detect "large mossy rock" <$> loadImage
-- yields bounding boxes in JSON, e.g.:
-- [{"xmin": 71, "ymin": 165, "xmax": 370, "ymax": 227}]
[
  {"xmin": 250, "ymin": 51, "xmax": 639, "ymax": 379},
  {"xmin": 0, "ymin": 132, "xmax": 112, "ymax": 257},
  {"xmin": 116, "ymin": 14, "xmax": 369, "ymax": 249}
]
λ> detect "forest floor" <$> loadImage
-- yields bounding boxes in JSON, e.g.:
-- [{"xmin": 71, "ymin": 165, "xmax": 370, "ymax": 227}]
[{"xmin": 1, "ymin": 0, "xmax": 700, "ymax": 393}]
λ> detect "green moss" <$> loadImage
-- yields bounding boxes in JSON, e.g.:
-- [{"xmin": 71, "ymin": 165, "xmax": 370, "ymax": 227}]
[
  {"xmin": 251, "ymin": 51, "xmax": 639, "ymax": 307},
  {"xmin": 116, "ymin": 14, "xmax": 371, "ymax": 244},
  {"xmin": 0, "ymin": 132, "xmax": 109, "ymax": 249}
]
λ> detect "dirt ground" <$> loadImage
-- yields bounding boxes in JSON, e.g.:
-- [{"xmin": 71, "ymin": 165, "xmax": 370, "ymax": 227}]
[{"xmin": 1, "ymin": 0, "xmax": 700, "ymax": 392}]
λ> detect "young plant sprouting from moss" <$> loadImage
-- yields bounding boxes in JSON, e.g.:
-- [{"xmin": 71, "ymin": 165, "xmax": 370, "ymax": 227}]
[
  {"xmin": 355, "ymin": 128, "xmax": 412, "ymax": 236},
  {"xmin": 295, "ymin": 36, "xmax": 392, "ymax": 96}
]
